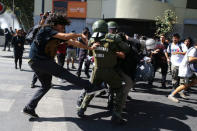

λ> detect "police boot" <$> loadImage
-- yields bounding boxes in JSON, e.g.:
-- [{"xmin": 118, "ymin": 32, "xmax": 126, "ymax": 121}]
[
  {"xmin": 76, "ymin": 72, "xmax": 81, "ymax": 78},
  {"xmin": 111, "ymin": 114, "xmax": 127, "ymax": 125},
  {"xmin": 77, "ymin": 108, "xmax": 86, "ymax": 118}
]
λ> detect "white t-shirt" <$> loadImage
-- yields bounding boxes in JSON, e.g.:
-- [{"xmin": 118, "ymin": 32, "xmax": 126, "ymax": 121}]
[
  {"xmin": 167, "ymin": 43, "xmax": 188, "ymax": 66},
  {"xmin": 179, "ymin": 47, "xmax": 197, "ymax": 77}
]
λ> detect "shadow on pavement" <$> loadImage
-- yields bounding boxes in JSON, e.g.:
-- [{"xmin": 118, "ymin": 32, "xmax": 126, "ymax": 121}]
[{"xmin": 29, "ymin": 99, "xmax": 196, "ymax": 131}]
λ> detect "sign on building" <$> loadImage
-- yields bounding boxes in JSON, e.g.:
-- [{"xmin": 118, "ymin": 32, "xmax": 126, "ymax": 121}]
[
  {"xmin": 0, "ymin": 2, "xmax": 6, "ymax": 15},
  {"xmin": 67, "ymin": 1, "xmax": 87, "ymax": 18},
  {"xmin": 52, "ymin": 0, "xmax": 87, "ymax": 18}
]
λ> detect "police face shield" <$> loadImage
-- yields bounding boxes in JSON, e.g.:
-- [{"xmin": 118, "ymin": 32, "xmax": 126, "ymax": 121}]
[
  {"xmin": 108, "ymin": 28, "xmax": 117, "ymax": 34},
  {"xmin": 91, "ymin": 32, "xmax": 106, "ymax": 38}
]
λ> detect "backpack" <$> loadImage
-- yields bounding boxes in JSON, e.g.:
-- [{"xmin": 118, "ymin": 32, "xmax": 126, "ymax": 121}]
[
  {"xmin": 188, "ymin": 47, "xmax": 197, "ymax": 72},
  {"xmin": 168, "ymin": 42, "xmax": 183, "ymax": 56},
  {"xmin": 25, "ymin": 25, "xmax": 41, "ymax": 44},
  {"xmin": 135, "ymin": 60, "xmax": 154, "ymax": 81}
]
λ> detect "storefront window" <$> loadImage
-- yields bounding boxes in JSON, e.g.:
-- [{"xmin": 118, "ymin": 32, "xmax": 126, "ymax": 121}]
[{"xmin": 187, "ymin": 0, "xmax": 197, "ymax": 9}]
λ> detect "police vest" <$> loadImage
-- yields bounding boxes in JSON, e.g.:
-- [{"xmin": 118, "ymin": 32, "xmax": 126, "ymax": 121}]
[{"xmin": 90, "ymin": 34, "xmax": 122, "ymax": 68}]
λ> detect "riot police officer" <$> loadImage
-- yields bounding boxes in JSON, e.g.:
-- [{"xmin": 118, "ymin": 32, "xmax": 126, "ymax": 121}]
[
  {"xmin": 107, "ymin": 21, "xmax": 135, "ymax": 110},
  {"xmin": 77, "ymin": 20, "xmax": 129, "ymax": 124}
]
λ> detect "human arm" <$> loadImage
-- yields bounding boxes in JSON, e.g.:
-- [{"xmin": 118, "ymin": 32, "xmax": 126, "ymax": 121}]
[
  {"xmin": 188, "ymin": 56, "xmax": 197, "ymax": 62},
  {"xmin": 67, "ymin": 39, "xmax": 99, "ymax": 50},
  {"xmin": 116, "ymin": 51, "xmax": 126, "ymax": 59},
  {"xmin": 39, "ymin": 12, "xmax": 49, "ymax": 25},
  {"xmin": 53, "ymin": 33, "xmax": 82, "ymax": 41},
  {"xmin": 172, "ymin": 52, "xmax": 186, "ymax": 55}
]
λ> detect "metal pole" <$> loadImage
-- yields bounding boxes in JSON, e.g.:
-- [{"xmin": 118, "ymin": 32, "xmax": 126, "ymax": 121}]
[
  {"xmin": 13, "ymin": 0, "xmax": 14, "ymax": 29},
  {"xmin": 42, "ymin": 0, "xmax": 45, "ymax": 13}
]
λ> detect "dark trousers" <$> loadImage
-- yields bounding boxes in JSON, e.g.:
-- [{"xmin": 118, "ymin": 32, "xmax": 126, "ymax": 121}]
[
  {"xmin": 150, "ymin": 62, "xmax": 168, "ymax": 84},
  {"xmin": 32, "ymin": 73, "xmax": 38, "ymax": 85},
  {"xmin": 4, "ymin": 39, "xmax": 10, "ymax": 50},
  {"xmin": 57, "ymin": 53, "xmax": 66, "ymax": 67},
  {"xmin": 77, "ymin": 51, "xmax": 90, "ymax": 75},
  {"xmin": 14, "ymin": 51, "xmax": 23, "ymax": 69},
  {"xmin": 26, "ymin": 59, "xmax": 92, "ymax": 110}
]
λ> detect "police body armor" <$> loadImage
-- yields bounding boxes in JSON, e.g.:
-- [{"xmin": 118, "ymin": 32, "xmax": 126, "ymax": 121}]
[{"xmin": 90, "ymin": 33, "xmax": 121, "ymax": 68}]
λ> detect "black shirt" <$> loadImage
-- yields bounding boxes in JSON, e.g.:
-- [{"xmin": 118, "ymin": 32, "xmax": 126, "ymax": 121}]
[
  {"xmin": 12, "ymin": 36, "xmax": 25, "ymax": 51},
  {"xmin": 29, "ymin": 26, "xmax": 58, "ymax": 60}
]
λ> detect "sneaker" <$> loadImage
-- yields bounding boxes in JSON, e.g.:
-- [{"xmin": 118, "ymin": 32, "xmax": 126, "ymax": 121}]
[
  {"xmin": 179, "ymin": 92, "xmax": 188, "ymax": 99},
  {"xmin": 111, "ymin": 114, "xmax": 127, "ymax": 125},
  {"xmin": 22, "ymin": 107, "xmax": 39, "ymax": 118},
  {"xmin": 77, "ymin": 108, "xmax": 85, "ymax": 118},
  {"xmin": 168, "ymin": 95, "xmax": 179, "ymax": 103},
  {"xmin": 86, "ymin": 85, "xmax": 108, "ymax": 95},
  {"xmin": 30, "ymin": 84, "xmax": 36, "ymax": 88}
]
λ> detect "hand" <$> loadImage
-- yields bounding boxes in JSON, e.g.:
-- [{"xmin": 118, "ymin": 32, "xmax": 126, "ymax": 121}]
[
  {"xmin": 90, "ymin": 42, "xmax": 100, "ymax": 50},
  {"xmin": 116, "ymin": 52, "xmax": 125, "ymax": 59},
  {"xmin": 167, "ymin": 58, "xmax": 170, "ymax": 63},
  {"xmin": 125, "ymin": 35, "xmax": 129, "ymax": 40}
]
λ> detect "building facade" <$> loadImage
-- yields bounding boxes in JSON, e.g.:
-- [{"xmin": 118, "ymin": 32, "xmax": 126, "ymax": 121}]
[{"xmin": 34, "ymin": 0, "xmax": 197, "ymax": 39}]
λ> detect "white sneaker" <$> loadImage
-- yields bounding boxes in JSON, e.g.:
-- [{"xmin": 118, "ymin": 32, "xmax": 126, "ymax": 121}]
[
  {"xmin": 168, "ymin": 95, "xmax": 179, "ymax": 103},
  {"xmin": 179, "ymin": 92, "xmax": 187, "ymax": 99}
]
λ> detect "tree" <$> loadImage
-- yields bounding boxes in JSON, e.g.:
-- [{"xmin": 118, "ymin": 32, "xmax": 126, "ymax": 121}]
[
  {"xmin": 1, "ymin": 0, "xmax": 34, "ymax": 30},
  {"xmin": 155, "ymin": 9, "xmax": 178, "ymax": 37}
]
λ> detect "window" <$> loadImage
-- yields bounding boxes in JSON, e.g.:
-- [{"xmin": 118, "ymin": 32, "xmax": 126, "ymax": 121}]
[
  {"xmin": 187, "ymin": 0, "xmax": 197, "ymax": 9},
  {"xmin": 156, "ymin": 0, "xmax": 167, "ymax": 3}
]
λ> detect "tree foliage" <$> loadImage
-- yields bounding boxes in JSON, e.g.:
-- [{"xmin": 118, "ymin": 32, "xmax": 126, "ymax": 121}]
[
  {"xmin": 1, "ymin": 0, "xmax": 34, "ymax": 30},
  {"xmin": 155, "ymin": 9, "xmax": 178, "ymax": 37}
]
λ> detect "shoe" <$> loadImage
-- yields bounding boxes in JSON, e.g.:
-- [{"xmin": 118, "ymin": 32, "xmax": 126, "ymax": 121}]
[
  {"xmin": 72, "ymin": 65, "xmax": 76, "ymax": 69},
  {"xmin": 162, "ymin": 83, "xmax": 166, "ymax": 88},
  {"xmin": 168, "ymin": 95, "xmax": 179, "ymax": 103},
  {"xmin": 179, "ymin": 92, "xmax": 188, "ymax": 99},
  {"xmin": 2, "ymin": 49, "xmax": 5, "ymax": 51},
  {"xmin": 127, "ymin": 96, "xmax": 132, "ymax": 101},
  {"xmin": 111, "ymin": 114, "xmax": 127, "ymax": 125},
  {"xmin": 30, "ymin": 84, "xmax": 36, "ymax": 88},
  {"xmin": 15, "ymin": 66, "xmax": 17, "ymax": 69},
  {"xmin": 148, "ymin": 82, "xmax": 153, "ymax": 88},
  {"xmin": 77, "ymin": 108, "xmax": 85, "ymax": 118},
  {"xmin": 22, "ymin": 107, "xmax": 39, "ymax": 118},
  {"xmin": 67, "ymin": 65, "xmax": 70, "ymax": 70},
  {"xmin": 86, "ymin": 85, "xmax": 108, "ymax": 95},
  {"xmin": 85, "ymin": 72, "xmax": 90, "ymax": 78},
  {"xmin": 107, "ymin": 102, "xmax": 113, "ymax": 112},
  {"xmin": 8, "ymin": 49, "xmax": 11, "ymax": 51},
  {"xmin": 76, "ymin": 72, "xmax": 81, "ymax": 77}
]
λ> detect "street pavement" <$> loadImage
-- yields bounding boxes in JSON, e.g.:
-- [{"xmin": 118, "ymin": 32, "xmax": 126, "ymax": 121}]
[{"xmin": 0, "ymin": 45, "xmax": 197, "ymax": 131}]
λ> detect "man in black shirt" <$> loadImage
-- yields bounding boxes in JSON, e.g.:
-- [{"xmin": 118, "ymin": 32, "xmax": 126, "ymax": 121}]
[{"xmin": 12, "ymin": 28, "xmax": 25, "ymax": 70}]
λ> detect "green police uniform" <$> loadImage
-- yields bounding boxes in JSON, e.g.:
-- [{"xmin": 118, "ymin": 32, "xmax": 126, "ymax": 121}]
[{"xmin": 79, "ymin": 33, "xmax": 129, "ymax": 119}]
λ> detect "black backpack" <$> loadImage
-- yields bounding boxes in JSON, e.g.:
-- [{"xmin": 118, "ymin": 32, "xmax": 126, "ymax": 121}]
[{"xmin": 25, "ymin": 25, "xmax": 41, "ymax": 44}]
